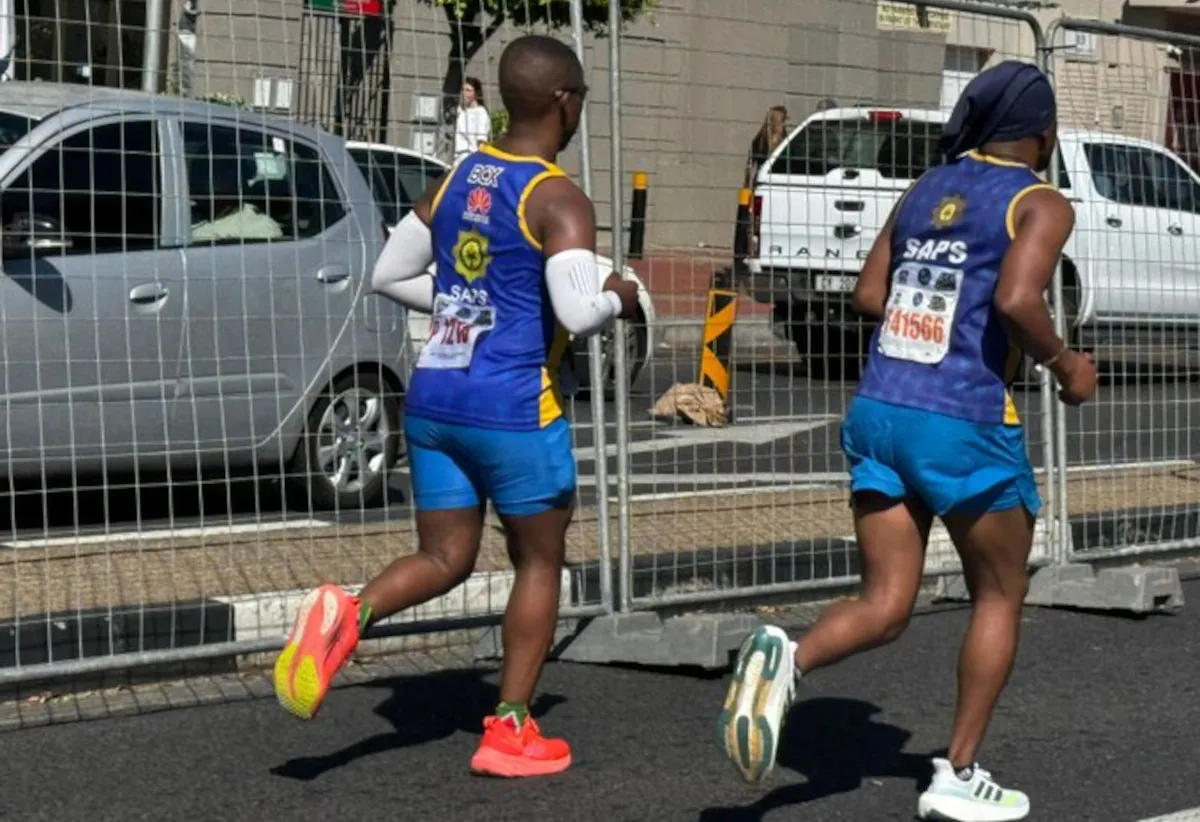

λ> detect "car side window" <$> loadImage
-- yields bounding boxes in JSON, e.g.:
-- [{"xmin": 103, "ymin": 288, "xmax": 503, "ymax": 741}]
[
  {"xmin": 183, "ymin": 122, "xmax": 346, "ymax": 244},
  {"xmin": 354, "ymin": 149, "xmax": 400, "ymax": 226},
  {"xmin": 1143, "ymin": 148, "xmax": 1200, "ymax": 214},
  {"xmin": 1086, "ymin": 142, "xmax": 1200, "ymax": 213},
  {"xmin": 1055, "ymin": 150, "xmax": 1071, "ymax": 190},
  {"xmin": 1, "ymin": 120, "xmax": 160, "ymax": 255},
  {"xmin": 1085, "ymin": 144, "xmax": 1142, "ymax": 206},
  {"xmin": 391, "ymin": 154, "xmax": 444, "ymax": 219}
]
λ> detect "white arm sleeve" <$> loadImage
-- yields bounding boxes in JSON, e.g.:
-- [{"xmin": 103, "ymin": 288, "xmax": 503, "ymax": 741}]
[
  {"xmin": 545, "ymin": 248, "xmax": 622, "ymax": 337},
  {"xmin": 371, "ymin": 210, "xmax": 436, "ymax": 313}
]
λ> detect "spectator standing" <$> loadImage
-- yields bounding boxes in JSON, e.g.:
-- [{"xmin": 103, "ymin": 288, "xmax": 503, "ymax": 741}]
[
  {"xmin": 454, "ymin": 76, "xmax": 491, "ymax": 162},
  {"xmin": 745, "ymin": 105, "xmax": 788, "ymax": 188}
]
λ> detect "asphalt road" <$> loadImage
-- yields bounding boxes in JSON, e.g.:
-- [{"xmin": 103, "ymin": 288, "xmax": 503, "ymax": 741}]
[
  {"xmin": 5, "ymin": 580, "xmax": 1199, "ymax": 822},
  {"xmin": 3, "ymin": 342, "xmax": 1200, "ymax": 538}
]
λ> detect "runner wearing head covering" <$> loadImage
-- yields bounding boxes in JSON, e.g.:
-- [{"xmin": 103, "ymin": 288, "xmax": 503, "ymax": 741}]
[{"xmin": 717, "ymin": 61, "xmax": 1097, "ymax": 821}]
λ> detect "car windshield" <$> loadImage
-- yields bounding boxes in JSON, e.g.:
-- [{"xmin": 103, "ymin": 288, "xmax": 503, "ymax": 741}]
[
  {"xmin": 771, "ymin": 117, "xmax": 941, "ymax": 180},
  {"xmin": 0, "ymin": 111, "xmax": 38, "ymax": 153}
]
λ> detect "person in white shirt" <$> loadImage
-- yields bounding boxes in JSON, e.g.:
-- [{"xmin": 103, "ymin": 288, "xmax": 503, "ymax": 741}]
[{"xmin": 453, "ymin": 76, "xmax": 491, "ymax": 162}]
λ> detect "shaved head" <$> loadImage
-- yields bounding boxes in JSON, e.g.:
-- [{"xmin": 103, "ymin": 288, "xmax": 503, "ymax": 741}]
[{"xmin": 499, "ymin": 35, "xmax": 585, "ymax": 123}]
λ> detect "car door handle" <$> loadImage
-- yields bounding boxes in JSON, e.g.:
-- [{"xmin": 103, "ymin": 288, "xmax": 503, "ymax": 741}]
[
  {"xmin": 1168, "ymin": 224, "xmax": 1183, "ymax": 236},
  {"xmin": 128, "ymin": 282, "xmax": 169, "ymax": 304},
  {"xmin": 317, "ymin": 265, "xmax": 351, "ymax": 284},
  {"xmin": 1106, "ymin": 216, "xmax": 1123, "ymax": 228}
]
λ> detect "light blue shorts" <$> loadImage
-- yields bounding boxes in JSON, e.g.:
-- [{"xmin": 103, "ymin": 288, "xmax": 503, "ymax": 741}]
[
  {"xmin": 841, "ymin": 396, "xmax": 1041, "ymax": 518},
  {"xmin": 404, "ymin": 414, "xmax": 576, "ymax": 516}
]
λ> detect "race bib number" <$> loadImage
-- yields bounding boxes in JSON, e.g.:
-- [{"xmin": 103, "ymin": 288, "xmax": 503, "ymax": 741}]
[
  {"xmin": 878, "ymin": 262, "xmax": 961, "ymax": 365},
  {"xmin": 416, "ymin": 293, "xmax": 496, "ymax": 370}
]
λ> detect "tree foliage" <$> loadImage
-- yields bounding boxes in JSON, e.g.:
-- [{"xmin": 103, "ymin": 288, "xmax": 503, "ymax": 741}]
[{"xmin": 423, "ymin": 0, "xmax": 658, "ymax": 128}]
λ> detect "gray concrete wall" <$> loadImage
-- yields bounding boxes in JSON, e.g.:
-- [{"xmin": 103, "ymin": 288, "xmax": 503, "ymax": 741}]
[
  {"xmin": 161, "ymin": 0, "xmax": 1199, "ymax": 250},
  {"xmin": 164, "ymin": 0, "xmax": 964, "ymax": 251}
]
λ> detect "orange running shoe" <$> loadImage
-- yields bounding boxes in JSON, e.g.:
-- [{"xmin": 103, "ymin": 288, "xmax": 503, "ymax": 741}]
[
  {"xmin": 273, "ymin": 584, "xmax": 361, "ymax": 720},
  {"xmin": 469, "ymin": 715, "xmax": 572, "ymax": 778}
]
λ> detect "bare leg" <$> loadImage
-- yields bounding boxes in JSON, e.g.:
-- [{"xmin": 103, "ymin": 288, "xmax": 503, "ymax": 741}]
[
  {"xmin": 495, "ymin": 504, "xmax": 574, "ymax": 705},
  {"xmin": 940, "ymin": 505, "xmax": 1033, "ymax": 770},
  {"xmin": 794, "ymin": 492, "xmax": 933, "ymax": 673},
  {"xmin": 358, "ymin": 505, "xmax": 485, "ymax": 621}
]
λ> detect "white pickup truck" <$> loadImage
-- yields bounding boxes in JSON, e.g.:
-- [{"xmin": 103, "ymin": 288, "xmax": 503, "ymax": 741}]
[{"xmin": 742, "ymin": 106, "xmax": 1200, "ymax": 379}]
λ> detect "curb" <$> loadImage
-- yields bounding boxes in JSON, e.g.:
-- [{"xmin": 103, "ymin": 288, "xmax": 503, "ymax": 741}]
[
  {"xmin": 2, "ymin": 505, "xmax": 1196, "ymax": 674},
  {"xmin": 212, "ymin": 569, "xmax": 572, "ymax": 641}
]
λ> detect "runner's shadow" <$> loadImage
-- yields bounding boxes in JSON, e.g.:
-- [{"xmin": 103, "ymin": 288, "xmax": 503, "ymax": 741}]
[
  {"xmin": 697, "ymin": 697, "xmax": 932, "ymax": 822},
  {"xmin": 269, "ymin": 668, "xmax": 566, "ymax": 782}
]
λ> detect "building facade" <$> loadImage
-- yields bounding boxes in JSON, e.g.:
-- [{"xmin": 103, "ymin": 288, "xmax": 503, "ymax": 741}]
[{"xmin": 9, "ymin": 0, "xmax": 1200, "ymax": 249}]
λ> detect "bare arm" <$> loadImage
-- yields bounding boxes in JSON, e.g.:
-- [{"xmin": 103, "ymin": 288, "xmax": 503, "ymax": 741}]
[
  {"xmin": 993, "ymin": 187, "xmax": 1075, "ymax": 366},
  {"xmin": 851, "ymin": 203, "xmax": 901, "ymax": 320}
]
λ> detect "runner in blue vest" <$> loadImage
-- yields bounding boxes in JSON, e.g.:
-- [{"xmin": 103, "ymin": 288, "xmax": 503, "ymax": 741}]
[
  {"xmin": 272, "ymin": 35, "xmax": 639, "ymax": 779},
  {"xmin": 717, "ymin": 61, "xmax": 1096, "ymax": 821}
]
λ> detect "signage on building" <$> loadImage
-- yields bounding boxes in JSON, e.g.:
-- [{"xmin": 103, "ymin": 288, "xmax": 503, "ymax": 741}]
[
  {"xmin": 305, "ymin": 0, "xmax": 384, "ymax": 17},
  {"xmin": 876, "ymin": 2, "xmax": 951, "ymax": 35}
]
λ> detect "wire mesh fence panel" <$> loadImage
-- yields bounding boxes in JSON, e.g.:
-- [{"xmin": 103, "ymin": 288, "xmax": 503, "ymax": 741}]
[
  {"xmin": 595, "ymin": 0, "xmax": 1052, "ymax": 609},
  {"xmin": 1045, "ymin": 18, "xmax": 1200, "ymax": 562},
  {"xmin": 0, "ymin": 0, "xmax": 631, "ymax": 683}
]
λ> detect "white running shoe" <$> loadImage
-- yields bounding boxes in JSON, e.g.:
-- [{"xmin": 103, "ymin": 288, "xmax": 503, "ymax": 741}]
[
  {"xmin": 917, "ymin": 758, "xmax": 1030, "ymax": 821},
  {"xmin": 717, "ymin": 624, "xmax": 798, "ymax": 783}
]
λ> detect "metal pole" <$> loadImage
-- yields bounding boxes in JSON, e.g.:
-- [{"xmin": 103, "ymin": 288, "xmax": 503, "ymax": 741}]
[
  {"xmin": 142, "ymin": 0, "xmax": 165, "ymax": 93},
  {"xmin": 1032, "ymin": 31, "xmax": 1060, "ymax": 567},
  {"xmin": 607, "ymin": 0, "xmax": 632, "ymax": 613},
  {"xmin": 568, "ymin": 0, "xmax": 614, "ymax": 614},
  {"xmin": 569, "ymin": 2, "xmax": 593, "ymax": 199},
  {"xmin": 1039, "ymin": 26, "xmax": 1072, "ymax": 565}
]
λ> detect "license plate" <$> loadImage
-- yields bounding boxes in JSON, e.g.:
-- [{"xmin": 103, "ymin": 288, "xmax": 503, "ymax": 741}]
[{"xmin": 814, "ymin": 275, "xmax": 856, "ymax": 293}]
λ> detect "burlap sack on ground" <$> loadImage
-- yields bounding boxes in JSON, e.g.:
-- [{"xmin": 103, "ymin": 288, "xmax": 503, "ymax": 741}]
[{"xmin": 650, "ymin": 382, "xmax": 728, "ymax": 427}]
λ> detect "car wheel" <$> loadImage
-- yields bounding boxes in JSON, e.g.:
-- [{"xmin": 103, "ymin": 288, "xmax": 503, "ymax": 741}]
[{"xmin": 285, "ymin": 370, "xmax": 401, "ymax": 511}]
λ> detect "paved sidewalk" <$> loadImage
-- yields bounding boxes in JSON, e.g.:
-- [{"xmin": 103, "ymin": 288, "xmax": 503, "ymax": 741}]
[{"xmin": 2, "ymin": 464, "xmax": 1194, "ymax": 617}]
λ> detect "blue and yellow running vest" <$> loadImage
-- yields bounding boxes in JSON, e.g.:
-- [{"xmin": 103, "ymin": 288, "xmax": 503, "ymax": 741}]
[
  {"xmin": 856, "ymin": 151, "xmax": 1055, "ymax": 426},
  {"xmin": 403, "ymin": 144, "xmax": 571, "ymax": 431}
]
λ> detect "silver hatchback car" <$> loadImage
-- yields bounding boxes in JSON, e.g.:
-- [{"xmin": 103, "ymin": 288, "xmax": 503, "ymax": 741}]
[{"xmin": 0, "ymin": 83, "xmax": 413, "ymax": 510}]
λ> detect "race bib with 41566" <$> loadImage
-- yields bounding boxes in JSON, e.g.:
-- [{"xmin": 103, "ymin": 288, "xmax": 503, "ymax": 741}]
[
  {"xmin": 878, "ymin": 262, "xmax": 962, "ymax": 365},
  {"xmin": 416, "ymin": 293, "xmax": 497, "ymax": 370}
]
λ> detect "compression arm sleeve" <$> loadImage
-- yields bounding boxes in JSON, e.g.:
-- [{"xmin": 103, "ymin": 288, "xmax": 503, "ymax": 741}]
[
  {"xmin": 371, "ymin": 211, "xmax": 436, "ymax": 313},
  {"xmin": 545, "ymin": 248, "xmax": 623, "ymax": 337}
]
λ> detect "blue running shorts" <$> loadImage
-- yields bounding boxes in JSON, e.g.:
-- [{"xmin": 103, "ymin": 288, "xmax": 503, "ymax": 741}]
[
  {"xmin": 840, "ymin": 396, "xmax": 1040, "ymax": 518},
  {"xmin": 404, "ymin": 414, "xmax": 576, "ymax": 516}
]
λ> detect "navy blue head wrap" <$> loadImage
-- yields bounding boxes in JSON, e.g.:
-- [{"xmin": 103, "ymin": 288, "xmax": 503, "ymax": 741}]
[{"xmin": 939, "ymin": 60, "xmax": 1056, "ymax": 158}]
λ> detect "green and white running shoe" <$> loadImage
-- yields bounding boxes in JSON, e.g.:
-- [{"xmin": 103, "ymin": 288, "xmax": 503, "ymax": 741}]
[
  {"xmin": 917, "ymin": 758, "xmax": 1030, "ymax": 821},
  {"xmin": 717, "ymin": 625, "xmax": 797, "ymax": 783}
]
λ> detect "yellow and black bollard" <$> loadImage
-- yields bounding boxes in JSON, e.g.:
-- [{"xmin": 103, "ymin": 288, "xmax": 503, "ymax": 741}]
[
  {"xmin": 732, "ymin": 187, "xmax": 752, "ymax": 272},
  {"xmin": 699, "ymin": 284, "xmax": 738, "ymax": 423},
  {"xmin": 628, "ymin": 171, "xmax": 648, "ymax": 260}
]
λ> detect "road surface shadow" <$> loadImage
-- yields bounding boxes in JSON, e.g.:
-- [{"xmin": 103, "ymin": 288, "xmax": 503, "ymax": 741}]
[
  {"xmin": 697, "ymin": 697, "xmax": 933, "ymax": 821},
  {"xmin": 268, "ymin": 668, "xmax": 566, "ymax": 782}
]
